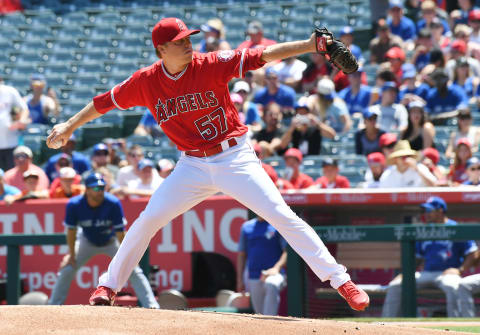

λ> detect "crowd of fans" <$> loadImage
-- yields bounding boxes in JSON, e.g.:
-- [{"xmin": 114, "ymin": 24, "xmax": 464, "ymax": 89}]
[{"xmin": 1, "ymin": 0, "xmax": 480, "ymax": 197}]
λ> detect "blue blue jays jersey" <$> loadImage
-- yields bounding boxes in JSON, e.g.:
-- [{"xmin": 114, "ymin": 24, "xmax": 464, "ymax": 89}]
[
  {"xmin": 415, "ymin": 220, "xmax": 478, "ymax": 271},
  {"xmin": 398, "ymin": 83, "xmax": 430, "ymax": 101},
  {"xmin": 64, "ymin": 193, "xmax": 127, "ymax": 246},
  {"xmin": 238, "ymin": 218, "xmax": 287, "ymax": 279},
  {"xmin": 426, "ymin": 84, "xmax": 468, "ymax": 115}
]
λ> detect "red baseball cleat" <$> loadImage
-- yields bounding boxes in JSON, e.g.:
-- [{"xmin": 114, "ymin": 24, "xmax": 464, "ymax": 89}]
[
  {"xmin": 337, "ymin": 280, "xmax": 370, "ymax": 311},
  {"xmin": 89, "ymin": 286, "xmax": 116, "ymax": 306}
]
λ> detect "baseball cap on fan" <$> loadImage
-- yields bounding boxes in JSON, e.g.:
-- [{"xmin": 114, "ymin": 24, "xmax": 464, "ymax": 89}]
[{"xmin": 151, "ymin": 18, "xmax": 200, "ymax": 48}]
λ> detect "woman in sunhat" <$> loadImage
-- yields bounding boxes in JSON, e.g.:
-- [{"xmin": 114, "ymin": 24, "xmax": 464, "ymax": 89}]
[{"xmin": 379, "ymin": 140, "xmax": 437, "ymax": 187}]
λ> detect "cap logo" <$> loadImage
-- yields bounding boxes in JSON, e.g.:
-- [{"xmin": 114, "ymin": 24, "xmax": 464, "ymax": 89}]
[{"xmin": 176, "ymin": 19, "xmax": 185, "ymax": 31}]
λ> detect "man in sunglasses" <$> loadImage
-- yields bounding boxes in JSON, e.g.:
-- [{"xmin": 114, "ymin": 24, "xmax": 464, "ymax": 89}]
[
  {"xmin": 48, "ymin": 173, "xmax": 159, "ymax": 308},
  {"xmin": 462, "ymin": 157, "xmax": 480, "ymax": 186}
]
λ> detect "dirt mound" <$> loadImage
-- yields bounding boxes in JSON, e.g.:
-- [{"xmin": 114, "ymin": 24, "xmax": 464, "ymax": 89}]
[{"xmin": 0, "ymin": 306, "xmax": 469, "ymax": 334}]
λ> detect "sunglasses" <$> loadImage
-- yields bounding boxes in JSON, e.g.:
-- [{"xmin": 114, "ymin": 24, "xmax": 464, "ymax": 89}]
[
  {"xmin": 469, "ymin": 166, "xmax": 480, "ymax": 171},
  {"xmin": 458, "ymin": 115, "xmax": 472, "ymax": 120},
  {"xmin": 14, "ymin": 154, "xmax": 29, "ymax": 159},
  {"xmin": 385, "ymin": 142, "xmax": 396, "ymax": 149},
  {"xmin": 89, "ymin": 186, "xmax": 105, "ymax": 192},
  {"xmin": 128, "ymin": 153, "xmax": 143, "ymax": 158}
]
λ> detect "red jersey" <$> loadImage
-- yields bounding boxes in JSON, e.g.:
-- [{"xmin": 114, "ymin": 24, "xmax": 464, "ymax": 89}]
[
  {"xmin": 289, "ymin": 173, "xmax": 314, "ymax": 190},
  {"xmin": 316, "ymin": 175, "xmax": 350, "ymax": 188},
  {"xmin": 93, "ymin": 49, "xmax": 266, "ymax": 151}
]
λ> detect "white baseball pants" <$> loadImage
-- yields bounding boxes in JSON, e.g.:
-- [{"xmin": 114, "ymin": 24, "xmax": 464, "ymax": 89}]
[
  {"xmin": 98, "ymin": 135, "xmax": 350, "ymax": 294},
  {"xmin": 382, "ymin": 271, "xmax": 461, "ymax": 317},
  {"xmin": 458, "ymin": 274, "xmax": 480, "ymax": 317}
]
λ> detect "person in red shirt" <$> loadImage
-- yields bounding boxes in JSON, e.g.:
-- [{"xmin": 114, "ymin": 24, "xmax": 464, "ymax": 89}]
[
  {"xmin": 448, "ymin": 138, "xmax": 472, "ymax": 185},
  {"xmin": 315, "ymin": 158, "xmax": 351, "ymax": 189},
  {"xmin": 47, "ymin": 17, "xmax": 368, "ymax": 311},
  {"xmin": 385, "ymin": 46, "xmax": 405, "ymax": 86},
  {"xmin": 253, "ymin": 144, "xmax": 293, "ymax": 191},
  {"xmin": 237, "ymin": 20, "xmax": 276, "ymax": 50},
  {"xmin": 282, "ymin": 148, "xmax": 314, "ymax": 189}
]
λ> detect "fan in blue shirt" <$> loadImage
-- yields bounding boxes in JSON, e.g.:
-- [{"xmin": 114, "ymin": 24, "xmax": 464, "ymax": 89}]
[
  {"xmin": 0, "ymin": 169, "xmax": 20, "ymax": 200},
  {"xmin": 44, "ymin": 135, "xmax": 90, "ymax": 181},
  {"xmin": 387, "ymin": 0, "xmax": 417, "ymax": 41},
  {"xmin": 425, "ymin": 69, "xmax": 468, "ymax": 115},
  {"xmin": 253, "ymin": 67, "xmax": 295, "ymax": 111},
  {"xmin": 338, "ymin": 68, "xmax": 371, "ymax": 116},
  {"xmin": 398, "ymin": 63, "xmax": 430, "ymax": 101}
]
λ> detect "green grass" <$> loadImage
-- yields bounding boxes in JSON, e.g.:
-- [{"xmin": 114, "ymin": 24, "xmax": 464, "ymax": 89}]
[
  {"xmin": 334, "ymin": 318, "xmax": 480, "ymax": 322},
  {"xmin": 425, "ymin": 326, "xmax": 480, "ymax": 333}
]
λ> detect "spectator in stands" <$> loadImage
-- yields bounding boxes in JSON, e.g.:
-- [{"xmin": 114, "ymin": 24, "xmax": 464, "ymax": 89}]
[
  {"xmin": 81, "ymin": 143, "xmax": 119, "ymax": 181},
  {"xmin": 0, "ymin": 74, "xmax": 30, "ymax": 171},
  {"xmin": 282, "ymin": 148, "xmax": 314, "ymax": 190},
  {"xmin": 237, "ymin": 216, "xmax": 286, "ymax": 315},
  {"xmin": 454, "ymin": 24, "xmax": 474, "ymax": 51},
  {"xmin": 307, "ymin": 78, "xmax": 351, "ymax": 134},
  {"xmin": 338, "ymin": 67, "xmax": 372, "ymax": 117},
  {"xmin": 253, "ymin": 67, "xmax": 295, "ymax": 117},
  {"xmin": 398, "ymin": 64, "xmax": 430, "ymax": 102},
  {"xmin": 411, "ymin": 28, "xmax": 434, "ymax": 72},
  {"xmin": 272, "ymin": 56, "xmax": 307, "ymax": 90},
  {"xmin": 103, "ymin": 138, "xmax": 127, "ymax": 167},
  {"xmin": 156, "ymin": 158, "xmax": 175, "ymax": 179},
  {"xmin": 425, "ymin": 69, "xmax": 468, "ymax": 121},
  {"xmin": 450, "ymin": 0, "xmax": 475, "ymax": 26},
  {"xmin": 385, "ymin": 46, "xmax": 406, "ymax": 85},
  {"xmin": 134, "ymin": 110, "xmax": 163, "ymax": 138},
  {"xmin": 278, "ymin": 99, "xmax": 335, "ymax": 156},
  {"xmin": 447, "ymin": 138, "xmax": 472, "ymax": 185},
  {"xmin": 379, "ymin": 132, "xmax": 398, "ymax": 158},
  {"xmin": 0, "ymin": 168, "xmax": 20, "ymax": 201},
  {"xmin": 369, "ymin": 19, "xmax": 404, "ymax": 64},
  {"xmin": 197, "ymin": 18, "xmax": 231, "ymax": 53},
  {"xmin": 24, "ymin": 74, "xmax": 58, "ymax": 125},
  {"xmin": 468, "ymin": 9, "xmax": 480, "ymax": 44},
  {"xmin": 382, "ymin": 196, "xmax": 478, "ymax": 318},
  {"xmin": 379, "ymin": 140, "xmax": 436, "ymax": 187},
  {"xmin": 50, "ymin": 167, "xmax": 85, "ymax": 199},
  {"xmin": 5, "ymin": 146, "xmax": 49, "ymax": 191},
  {"xmin": 416, "ymin": 0, "xmax": 450, "ymax": 35},
  {"xmin": 96, "ymin": 166, "xmax": 117, "ymax": 193},
  {"xmin": 446, "ymin": 40, "xmax": 480, "ymax": 79},
  {"xmin": 253, "ymin": 144, "xmax": 293, "ymax": 191},
  {"xmin": 116, "ymin": 144, "xmax": 149, "ymax": 187},
  {"xmin": 48, "ymin": 153, "xmax": 82, "ymax": 196},
  {"xmin": 355, "ymin": 109, "xmax": 385, "ymax": 156},
  {"xmin": 4, "ymin": 170, "xmax": 49, "ymax": 204},
  {"xmin": 462, "ymin": 157, "xmax": 480, "ymax": 186},
  {"xmin": 401, "ymin": 101, "xmax": 435, "ymax": 151},
  {"xmin": 231, "ymin": 93, "xmax": 246, "ymax": 124},
  {"xmin": 232, "ymin": 81, "xmax": 261, "ymax": 129},
  {"xmin": 237, "ymin": 20, "xmax": 276, "ymax": 50},
  {"xmin": 44, "ymin": 134, "xmax": 90, "ymax": 182},
  {"xmin": 446, "ymin": 108, "xmax": 480, "ymax": 159},
  {"xmin": 368, "ymin": 81, "xmax": 408, "ymax": 132},
  {"xmin": 252, "ymin": 103, "xmax": 285, "ymax": 155},
  {"xmin": 360, "ymin": 152, "xmax": 386, "ymax": 188},
  {"xmin": 387, "ymin": 0, "xmax": 417, "ymax": 43},
  {"xmin": 453, "ymin": 57, "xmax": 478, "ymax": 99},
  {"xmin": 313, "ymin": 158, "xmax": 350, "ymax": 189},
  {"xmin": 46, "ymin": 87, "xmax": 61, "ymax": 117},
  {"xmin": 370, "ymin": 66, "xmax": 397, "ymax": 106},
  {"xmin": 117, "ymin": 159, "xmax": 163, "ymax": 199},
  {"xmin": 430, "ymin": 17, "xmax": 450, "ymax": 49},
  {"xmin": 421, "ymin": 147, "xmax": 447, "ymax": 183},
  {"xmin": 301, "ymin": 53, "xmax": 332, "ymax": 93},
  {"xmin": 339, "ymin": 26, "xmax": 363, "ymax": 64}
]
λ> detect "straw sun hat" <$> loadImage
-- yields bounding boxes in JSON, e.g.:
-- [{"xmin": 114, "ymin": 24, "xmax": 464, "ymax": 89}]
[{"xmin": 386, "ymin": 140, "xmax": 418, "ymax": 165}]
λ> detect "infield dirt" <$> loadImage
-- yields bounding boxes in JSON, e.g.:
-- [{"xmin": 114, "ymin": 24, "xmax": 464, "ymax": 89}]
[{"xmin": 0, "ymin": 306, "xmax": 475, "ymax": 334}]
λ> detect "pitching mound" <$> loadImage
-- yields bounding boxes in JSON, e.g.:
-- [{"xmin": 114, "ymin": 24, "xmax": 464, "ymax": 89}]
[{"xmin": 0, "ymin": 306, "xmax": 471, "ymax": 334}]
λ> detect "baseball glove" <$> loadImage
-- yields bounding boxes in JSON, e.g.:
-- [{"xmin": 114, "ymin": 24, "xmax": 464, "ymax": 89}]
[{"xmin": 314, "ymin": 26, "xmax": 359, "ymax": 74}]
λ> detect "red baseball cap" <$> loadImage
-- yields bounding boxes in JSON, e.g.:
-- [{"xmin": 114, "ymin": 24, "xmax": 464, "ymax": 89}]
[
  {"xmin": 469, "ymin": 9, "xmax": 480, "ymax": 21},
  {"xmin": 385, "ymin": 46, "xmax": 406, "ymax": 61},
  {"xmin": 451, "ymin": 40, "xmax": 467, "ymax": 54},
  {"xmin": 379, "ymin": 133, "xmax": 398, "ymax": 147},
  {"xmin": 456, "ymin": 137, "xmax": 472, "ymax": 148},
  {"xmin": 152, "ymin": 18, "xmax": 200, "ymax": 48},
  {"xmin": 367, "ymin": 152, "xmax": 385, "ymax": 165},
  {"xmin": 422, "ymin": 147, "xmax": 439, "ymax": 165},
  {"xmin": 284, "ymin": 148, "xmax": 303, "ymax": 162}
]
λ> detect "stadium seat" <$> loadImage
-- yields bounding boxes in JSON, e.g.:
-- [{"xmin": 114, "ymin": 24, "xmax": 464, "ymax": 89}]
[
  {"xmin": 122, "ymin": 109, "xmax": 147, "ymax": 137},
  {"xmin": 55, "ymin": 26, "xmax": 87, "ymax": 39},
  {"xmin": 80, "ymin": 123, "xmax": 114, "ymax": 149}
]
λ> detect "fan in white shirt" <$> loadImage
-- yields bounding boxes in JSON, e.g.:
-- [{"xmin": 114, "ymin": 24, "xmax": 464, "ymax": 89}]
[
  {"xmin": 123, "ymin": 159, "xmax": 163, "ymax": 198},
  {"xmin": 380, "ymin": 140, "xmax": 436, "ymax": 188}
]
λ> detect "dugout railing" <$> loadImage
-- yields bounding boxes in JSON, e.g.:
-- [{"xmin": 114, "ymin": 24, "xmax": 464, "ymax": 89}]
[{"xmin": 287, "ymin": 224, "xmax": 480, "ymax": 318}]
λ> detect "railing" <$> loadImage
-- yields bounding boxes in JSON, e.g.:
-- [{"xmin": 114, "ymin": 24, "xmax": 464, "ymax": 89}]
[
  {"xmin": 287, "ymin": 224, "xmax": 480, "ymax": 317},
  {"xmin": 0, "ymin": 234, "xmax": 150, "ymax": 305}
]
